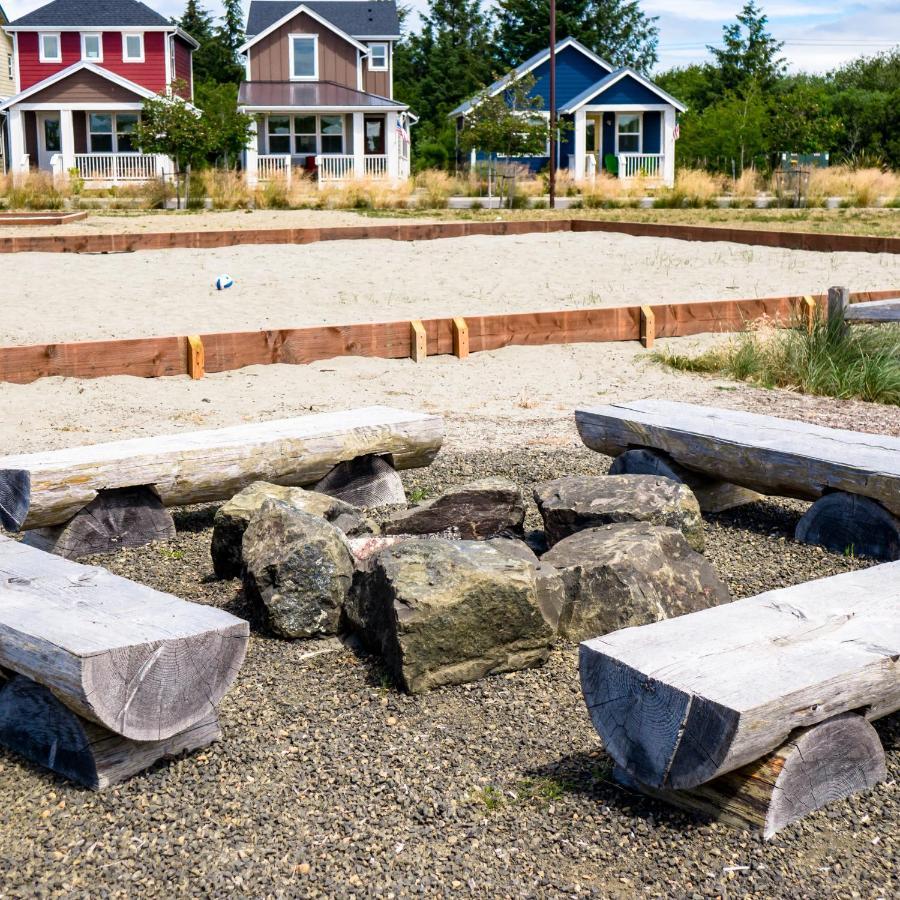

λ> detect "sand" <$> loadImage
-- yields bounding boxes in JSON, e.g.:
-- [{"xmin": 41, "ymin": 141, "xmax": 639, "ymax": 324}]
[{"xmin": 3, "ymin": 231, "xmax": 899, "ymax": 345}]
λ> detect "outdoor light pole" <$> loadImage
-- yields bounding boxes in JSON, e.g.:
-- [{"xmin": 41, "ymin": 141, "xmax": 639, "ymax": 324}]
[{"xmin": 549, "ymin": 0, "xmax": 557, "ymax": 209}]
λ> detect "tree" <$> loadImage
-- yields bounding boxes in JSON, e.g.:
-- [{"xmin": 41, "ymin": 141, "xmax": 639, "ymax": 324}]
[
  {"xmin": 493, "ymin": 0, "xmax": 659, "ymax": 73},
  {"xmin": 708, "ymin": 1, "xmax": 785, "ymax": 93},
  {"xmin": 177, "ymin": 0, "xmax": 244, "ymax": 85},
  {"xmin": 195, "ymin": 82, "xmax": 253, "ymax": 167},
  {"xmin": 219, "ymin": 0, "xmax": 244, "ymax": 58}
]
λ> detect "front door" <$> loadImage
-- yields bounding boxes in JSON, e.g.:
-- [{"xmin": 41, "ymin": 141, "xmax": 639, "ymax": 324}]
[
  {"xmin": 585, "ymin": 114, "xmax": 602, "ymax": 174},
  {"xmin": 364, "ymin": 116, "xmax": 385, "ymax": 155},
  {"xmin": 37, "ymin": 113, "xmax": 62, "ymax": 171}
]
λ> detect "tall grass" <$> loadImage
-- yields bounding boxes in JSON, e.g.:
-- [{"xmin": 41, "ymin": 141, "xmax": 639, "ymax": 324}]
[
  {"xmin": 654, "ymin": 169, "xmax": 723, "ymax": 208},
  {"xmin": 802, "ymin": 166, "xmax": 900, "ymax": 207},
  {"xmin": 0, "ymin": 172, "xmax": 68, "ymax": 209},
  {"xmin": 656, "ymin": 312, "xmax": 900, "ymax": 405}
]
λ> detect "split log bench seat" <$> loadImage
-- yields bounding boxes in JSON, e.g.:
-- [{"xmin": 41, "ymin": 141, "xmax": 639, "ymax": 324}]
[
  {"xmin": 580, "ymin": 561, "xmax": 899, "ymax": 838},
  {"xmin": 0, "ymin": 536, "xmax": 249, "ymax": 788},
  {"xmin": 0, "ymin": 406, "xmax": 444, "ymax": 558},
  {"xmin": 576, "ymin": 400, "xmax": 900, "ymax": 560},
  {"xmin": 844, "ymin": 298, "xmax": 900, "ymax": 325}
]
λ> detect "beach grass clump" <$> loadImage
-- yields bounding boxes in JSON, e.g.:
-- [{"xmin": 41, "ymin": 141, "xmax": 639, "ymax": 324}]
[
  {"xmin": 654, "ymin": 169, "xmax": 722, "ymax": 208},
  {"xmin": 655, "ymin": 312, "xmax": 900, "ymax": 405},
  {"xmin": 0, "ymin": 171, "xmax": 68, "ymax": 209},
  {"xmin": 414, "ymin": 169, "xmax": 458, "ymax": 208},
  {"xmin": 580, "ymin": 173, "xmax": 628, "ymax": 208},
  {"xmin": 729, "ymin": 168, "xmax": 762, "ymax": 207},
  {"xmin": 204, "ymin": 169, "xmax": 253, "ymax": 209},
  {"xmin": 804, "ymin": 166, "xmax": 900, "ymax": 207}
]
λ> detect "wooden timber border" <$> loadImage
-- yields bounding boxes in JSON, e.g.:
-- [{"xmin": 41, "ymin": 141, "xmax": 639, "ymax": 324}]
[
  {"xmin": 1, "ymin": 289, "xmax": 896, "ymax": 385},
  {"xmin": 2, "ymin": 217, "xmax": 900, "ymax": 255}
]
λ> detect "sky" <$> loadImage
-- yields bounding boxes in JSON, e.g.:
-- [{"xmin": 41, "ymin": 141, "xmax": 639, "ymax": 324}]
[{"xmin": 4, "ymin": 0, "xmax": 899, "ymax": 74}]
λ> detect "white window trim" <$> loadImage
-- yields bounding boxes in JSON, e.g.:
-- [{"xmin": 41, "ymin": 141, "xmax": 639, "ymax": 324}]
[
  {"xmin": 87, "ymin": 111, "xmax": 140, "ymax": 154},
  {"xmin": 615, "ymin": 112, "xmax": 642, "ymax": 155},
  {"xmin": 265, "ymin": 114, "xmax": 347, "ymax": 156},
  {"xmin": 368, "ymin": 42, "xmax": 387, "ymax": 71},
  {"xmin": 288, "ymin": 33, "xmax": 318, "ymax": 81},
  {"xmin": 39, "ymin": 32, "xmax": 61, "ymax": 63},
  {"xmin": 122, "ymin": 32, "xmax": 145, "ymax": 63},
  {"xmin": 81, "ymin": 33, "xmax": 103, "ymax": 62}
]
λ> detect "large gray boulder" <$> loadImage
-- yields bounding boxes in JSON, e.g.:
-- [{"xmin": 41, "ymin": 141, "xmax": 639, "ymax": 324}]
[
  {"xmin": 347, "ymin": 539, "xmax": 554, "ymax": 693},
  {"xmin": 241, "ymin": 499, "xmax": 355, "ymax": 638},
  {"xmin": 382, "ymin": 477, "xmax": 525, "ymax": 539},
  {"xmin": 212, "ymin": 481, "xmax": 365, "ymax": 579},
  {"xmin": 534, "ymin": 475, "xmax": 704, "ymax": 551},
  {"xmin": 541, "ymin": 523, "xmax": 731, "ymax": 642}
]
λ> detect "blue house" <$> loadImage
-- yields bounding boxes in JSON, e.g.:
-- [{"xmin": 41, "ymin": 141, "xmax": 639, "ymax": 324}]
[{"xmin": 449, "ymin": 37, "xmax": 686, "ymax": 187}]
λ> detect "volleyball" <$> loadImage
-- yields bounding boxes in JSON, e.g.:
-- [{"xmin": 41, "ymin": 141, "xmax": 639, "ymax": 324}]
[{"xmin": 215, "ymin": 274, "xmax": 234, "ymax": 290}]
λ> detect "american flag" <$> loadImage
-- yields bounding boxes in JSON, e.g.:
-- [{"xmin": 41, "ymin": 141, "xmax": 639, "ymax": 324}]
[{"xmin": 673, "ymin": 122, "xmax": 681, "ymax": 140}]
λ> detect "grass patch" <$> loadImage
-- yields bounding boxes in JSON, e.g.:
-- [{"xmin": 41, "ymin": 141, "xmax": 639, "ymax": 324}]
[{"xmin": 655, "ymin": 313, "xmax": 900, "ymax": 405}]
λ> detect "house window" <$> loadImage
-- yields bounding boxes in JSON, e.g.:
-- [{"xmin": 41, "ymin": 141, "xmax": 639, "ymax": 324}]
[
  {"xmin": 116, "ymin": 113, "xmax": 139, "ymax": 152},
  {"xmin": 294, "ymin": 115, "xmax": 317, "ymax": 154},
  {"xmin": 289, "ymin": 35, "xmax": 317, "ymax": 80},
  {"xmin": 6, "ymin": 53, "xmax": 11, "ymax": 81},
  {"xmin": 81, "ymin": 33, "xmax": 102, "ymax": 61},
  {"xmin": 43, "ymin": 118, "xmax": 61, "ymax": 153},
  {"xmin": 88, "ymin": 113, "xmax": 139, "ymax": 153},
  {"xmin": 368, "ymin": 43, "xmax": 387, "ymax": 71},
  {"xmin": 264, "ymin": 115, "xmax": 346, "ymax": 156},
  {"xmin": 39, "ymin": 33, "xmax": 61, "ymax": 63},
  {"xmin": 123, "ymin": 33, "xmax": 144, "ymax": 62},
  {"xmin": 267, "ymin": 116, "xmax": 291, "ymax": 153},
  {"xmin": 616, "ymin": 113, "xmax": 641, "ymax": 154},
  {"xmin": 320, "ymin": 115, "xmax": 344, "ymax": 154}
]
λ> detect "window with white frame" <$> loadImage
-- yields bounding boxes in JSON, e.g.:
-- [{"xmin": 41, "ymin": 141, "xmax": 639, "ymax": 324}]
[
  {"xmin": 368, "ymin": 43, "xmax": 387, "ymax": 71},
  {"xmin": 289, "ymin": 34, "xmax": 317, "ymax": 80},
  {"xmin": 81, "ymin": 33, "xmax": 102, "ymax": 61},
  {"xmin": 294, "ymin": 115, "xmax": 317, "ymax": 154},
  {"xmin": 39, "ymin": 33, "xmax": 61, "ymax": 62},
  {"xmin": 319, "ymin": 115, "xmax": 343, "ymax": 153},
  {"xmin": 88, "ymin": 112, "xmax": 139, "ymax": 153},
  {"xmin": 265, "ymin": 114, "xmax": 345, "ymax": 156},
  {"xmin": 122, "ymin": 32, "xmax": 144, "ymax": 62},
  {"xmin": 6, "ymin": 52, "xmax": 12, "ymax": 81},
  {"xmin": 616, "ymin": 113, "xmax": 641, "ymax": 153}
]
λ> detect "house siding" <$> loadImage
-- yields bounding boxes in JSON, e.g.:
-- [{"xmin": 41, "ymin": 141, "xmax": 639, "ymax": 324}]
[
  {"xmin": 23, "ymin": 67, "xmax": 144, "ymax": 103},
  {"xmin": 582, "ymin": 74, "xmax": 667, "ymax": 107},
  {"xmin": 249, "ymin": 10, "xmax": 359, "ymax": 86},
  {"xmin": 643, "ymin": 110, "xmax": 661, "ymax": 153},
  {"xmin": 173, "ymin": 35, "xmax": 192, "ymax": 98},
  {"xmin": 528, "ymin": 45, "xmax": 611, "ymax": 111},
  {"xmin": 0, "ymin": 30, "xmax": 15, "ymax": 98},
  {"xmin": 362, "ymin": 42, "xmax": 389, "ymax": 97}
]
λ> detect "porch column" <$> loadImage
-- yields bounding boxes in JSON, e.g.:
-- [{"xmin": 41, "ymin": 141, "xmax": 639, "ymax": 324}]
[
  {"xmin": 245, "ymin": 116, "xmax": 259, "ymax": 187},
  {"xmin": 386, "ymin": 111, "xmax": 399, "ymax": 182},
  {"xmin": 7, "ymin": 108, "xmax": 26, "ymax": 175},
  {"xmin": 663, "ymin": 106, "xmax": 676, "ymax": 187},
  {"xmin": 573, "ymin": 108, "xmax": 586, "ymax": 181},
  {"xmin": 352, "ymin": 112, "xmax": 365, "ymax": 179},
  {"xmin": 59, "ymin": 108, "xmax": 75, "ymax": 174}
]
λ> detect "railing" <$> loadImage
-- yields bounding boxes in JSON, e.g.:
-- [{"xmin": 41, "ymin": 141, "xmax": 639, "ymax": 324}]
[
  {"xmin": 257, "ymin": 154, "xmax": 292, "ymax": 184},
  {"xmin": 364, "ymin": 155, "xmax": 388, "ymax": 179},
  {"xmin": 618, "ymin": 153, "xmax": 663, "ymax": 181},
  {"xmin": 316, "ymin": 154, "xmax": 356, "ymax": 183},
  {"xmin": 74, "ymin": 153, "xmax": 160, "ymax": 182}
]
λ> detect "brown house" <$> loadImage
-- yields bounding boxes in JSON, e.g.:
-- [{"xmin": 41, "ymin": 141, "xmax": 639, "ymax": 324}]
[{"xmin": 238, "ymin": 1, "xmax": 412, "ymax": 185}]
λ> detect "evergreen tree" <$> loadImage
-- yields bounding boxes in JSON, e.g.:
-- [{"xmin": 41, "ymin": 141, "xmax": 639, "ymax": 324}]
[
  {"xmin": 708, "ymin": 1, "xmax": 785, "ymax": 93},
  {"xmin": 177, "ymin": 0, "xmax": 244, "ymax": 86},
  {"xmin": 493, "ymin": 0, "xmax": 658, "ymax": 73},
  {"xmin": 219, "ymin": 0, "xmax": 245, "ymax": 57}
]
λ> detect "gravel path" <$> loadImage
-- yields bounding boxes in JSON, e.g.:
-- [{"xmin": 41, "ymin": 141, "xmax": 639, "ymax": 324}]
[{"xmin": 0, "ymin": 446, "xmax": 895, "ymax": 898}]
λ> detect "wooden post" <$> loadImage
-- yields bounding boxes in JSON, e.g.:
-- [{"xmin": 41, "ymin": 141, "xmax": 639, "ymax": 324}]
[
  {"xmin": 451, "ymin": 317, "xmax": 469, "ymax": 359},
  {"xmin": 410, "ymin": 319, "xmax": 427, "ymax": 363},
  {"xmin": 639, "ymin": 306, "xmax": 655, "ymax": 349},
  {"xmin": 186, "ymin": 334, "xmax": 205, "ymax": 379},
  {"xmin": 827, "ymin": 286, "xmax": 850, "ymax": 330},
  {"xmin": 801, "ymin": 295, "xmax": 816, "ymax": 334}
]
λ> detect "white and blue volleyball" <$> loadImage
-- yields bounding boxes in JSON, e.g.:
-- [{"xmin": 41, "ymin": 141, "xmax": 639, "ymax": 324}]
[{"xmin": 215, "ymin": 274, "xmax": 234, "ymax": 291}]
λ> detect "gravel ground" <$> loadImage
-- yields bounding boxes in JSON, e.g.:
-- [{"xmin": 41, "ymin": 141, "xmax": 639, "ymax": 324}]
[{"xmin": 0, "ymin": 446, "xmax": 896, "ymax": 899}]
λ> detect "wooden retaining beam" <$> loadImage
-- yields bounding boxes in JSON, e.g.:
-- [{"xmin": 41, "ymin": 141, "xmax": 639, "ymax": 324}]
[
  {"xmin": 452, "ymin": 317, "xmax": 469, "ymax": 359},
  {"xmin": 409, "ymin": 319, "xmax": 427, "ymax": 363}
]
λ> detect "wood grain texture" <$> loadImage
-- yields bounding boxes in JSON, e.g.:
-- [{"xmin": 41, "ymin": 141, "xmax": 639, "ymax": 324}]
[
  {"xmin": 640, "ymin": 306, "xmax": 655, "ymax": 349},
  {"xmin": 186, "ymin": 335, "xmax": 205, "ymax": 380},
  {"xmin": 580, "ymin": 561, "xmax": 900, "ymax": 790},
  {"xmin": 410, "ymin": 320, "xmax": 427, "ymax": 363},
  {"xmin": 0, "ymin": 406, "xmax": 444, "ymax": 529},
  {"xmin": 576, "ymin": 400, "xmax": 900, "ymax": 515},
  {"xmin": 795, "ymin": 492, "xmax": 900, "ymax": 561},
  {"xmin": 452, "ymin": 317, "xmax": 470, "ymax": 359},
  {"xmin": 0, "ymin": 536, "xmax": 248, "ymax": 741},
  {"xmin": 845, "ymin": 299, "xmax": 900, "ymax": 324}
]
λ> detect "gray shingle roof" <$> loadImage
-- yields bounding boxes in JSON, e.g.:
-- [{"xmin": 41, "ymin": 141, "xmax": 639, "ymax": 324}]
[
  {"xmin": 8, "ymin": 0, "xmax": 171, "ymax": 27},
  {"xmin": 246, "ymin": 1, "xmax": 400, "ymax": 39}
]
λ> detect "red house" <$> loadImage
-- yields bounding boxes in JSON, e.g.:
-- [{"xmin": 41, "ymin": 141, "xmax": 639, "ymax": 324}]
[{"xmin": 0, "ymin": 0, "xmax": 196, "ymax": 182}]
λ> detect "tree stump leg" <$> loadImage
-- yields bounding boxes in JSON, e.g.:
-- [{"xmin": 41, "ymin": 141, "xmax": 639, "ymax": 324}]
[
  {"xmin": 614, "ymin": 712, "xmax": 886, "ymax": 839},
  {"xmin": 0, "ymin": 468, "xmax": 30, "ymax": 532},
  {"xmin": 0, "ymin": 674, "xmax": 220, "ymax": 790},
  {"xmin": 21, "ymin": 486, "xmax": 175, "ymax": 559},
  {"xmin": 314, "ymin": 454, "xmax": 406, "ymax": 508},
  {"xmin": 795, "ymin": 492, "xmax": 900, "ymax": 561},
  {"xmin": 608, "ymin": 448, "xmax": 762, "ymax": 513}
]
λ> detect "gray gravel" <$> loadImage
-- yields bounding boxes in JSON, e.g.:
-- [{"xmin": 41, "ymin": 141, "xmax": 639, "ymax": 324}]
[{"xmin": 0, "ymin": 447, "xmax": 896, "ymax": 899}]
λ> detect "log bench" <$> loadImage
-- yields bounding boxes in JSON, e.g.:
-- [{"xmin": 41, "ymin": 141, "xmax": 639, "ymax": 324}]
[
  {"xmin": 0, "ymin": 536, "xmax": 249, "ymax": 787},
  {"xmin": 580, "ymin": 561, "xmax": 899, "ymax": 838},
  {"xmin": 0, "ymin": 406, "xmax": 443, "ymax": 558},
  {"xmin": 576, "ymin": 400, "xmax": 900, "ymax": 560}
]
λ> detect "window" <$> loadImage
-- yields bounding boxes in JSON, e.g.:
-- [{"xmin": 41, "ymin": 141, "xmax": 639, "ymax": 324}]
[
  {"xmin": 81, "ymin": 33, "xmax": 102, "ymax": 61},
  {"xmin": 267, "ymin": 116, "xmax": 291, "ymax": 153},
  {"xmin": 368, "ymin": 43, "xmax": 387, "ymax": 71},
  {"xmin": 319, "ymin": 115, "xmax": 343, "ymax": 154},
  {"xmin": 264, "ymin": 115, "xmax": 347, "ymax": 156},
  {"xmin": 89, "ymin": 113, "xmax": 113, "ymax": 152},
  {"xmin": 289, "ymin": 35, "xmax": 317, "ymax": 80},
  {"xmin": 294, "ymin": 115, "xmax": 317, "ymax": 154},
  {"xmin": 39, "ymin": 33, "xmax": 61, "ymax": 63},
  {"xmin": 616, "ymin": 113, "xmax": 641, "ymax": 154},
  {"xmin": 123, "ymin": 33, "xmax": 144, "ymax": 62},
  {"xmin": 43, "ymin": 117, "xmax": 61, "ymax": 152},
  {"xmin": 116, "ymin": 113, "xmax": 138, "ymax": 152},
  {"xmin": 88, "ymin": 113, "xmax": 139, "ymax": 153}
]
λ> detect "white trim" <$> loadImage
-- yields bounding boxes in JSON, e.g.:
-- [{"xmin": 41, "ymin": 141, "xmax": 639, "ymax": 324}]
[
  {"xmin": 239, "ymin": 104, "xmax": 406, "ymax": 113},
  {"xmin": 614, "ymin": 111, "xmax": 641, "ymax": 155},
  {"xmin": 367, "ymin": 42, "xmax": 387, "ymax": 71},
  {"xmin": 354, "ymin": 34, "xmax": 401, "ymax": 40},
  {"xmin": 561, "ymin": 69, "xmax": 687, "ymax": 114},
  {"xmin": 19, "ymin": 101, "xmax": 145, "ymax": 110},
  {"xmin": 389, "ymin": 41, "xmax": 393, "ymax": 98},
  {"xmin": 164, "ymin": 33, "xmax": 172, "ymax": 85},
  {"xmin": 122, "ymin": 32, "xmax": 144, "ymax": 63},
  {"xmin": 6, "ymin": 26, "xmax": 184, "ymax": 33},
  {"xmin": 38, "ymin": 31, "xmax": 60, "ymax": 63},
  {"xmin": 12, "ymin": 32, "xmax": 19, "ymax": 93},
  {"xmin": 288, "ymin": 33, "xmax": 318, "ymax": 81},
  {"xmin": 86, "ymin": 109, "xmax": 140, "ymax": 154},
  {"xmin": 582, "ymin": 103, "xmax": 672, "ymax": 112},
  {"xmin": 80, "ymin": 32, "xmax": 103, "ymax": 62},
  {"xmin": 238, "ymin": 4, "xmax": 368, "ymax": 54}
]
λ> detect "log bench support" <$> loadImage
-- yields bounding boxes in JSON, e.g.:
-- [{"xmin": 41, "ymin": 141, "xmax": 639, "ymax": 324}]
[{"xmin": 796, "ymin": 491, "xmax": 900, "ymax": 561}]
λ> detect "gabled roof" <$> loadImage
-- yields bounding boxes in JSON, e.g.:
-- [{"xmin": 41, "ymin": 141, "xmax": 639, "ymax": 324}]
[
  {"xmin": 237, "ymin": 79, "xmax": 406, "ymax": 110},
  {"xmin": 559, "ymin": 67, "xmax": 687, "ymax": 113},
  {"xmin": 239, "ymin": 2, "xmax": 372, "ymax": 53},
  {"xmin": 449, "ymin": 37, "xmax": 613, "ymax": 117},
  {"xmin": 7, "ymin": 0, "xmax": 170, "ymax": 28},
  {"xmin": 245, "ymin": 0, "xmax": 400, "ymax": 40},
  {"xmin": 0, "ymin": 4, "xmax": 8, "ymax": 26}
]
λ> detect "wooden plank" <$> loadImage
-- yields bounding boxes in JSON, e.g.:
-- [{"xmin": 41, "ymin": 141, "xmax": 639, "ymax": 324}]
[
  {"xmin": 409, "ymin": 319, "xmax": 427, "ymax": 363},
  {"xmin": 452, "ymin": 317, "xmax": 469, "ymax": 359},
  {"xmin": 580, "ymin": 561, "xmax": 900, "ymax": 790},
  {"xmin": 640, "ymin": 306, "xmax": 655, "ymax": 349},
  {"xmin": 845, "ymin": 298, "xmax": 900, "ymax": 324},
  {"xmin": 0, "ymin": 536, "xmax": 249, "ymax": 741},
  {"xmin": 0, "ymin": 406, "xmax": 444, "ymax": 529},
  {"xmin": 828, "ymin": 285, "xmax": 850, "ymax": 328},
  {"xmin": 186, "ymin": 334, "xmax": 205, "ymax": 379},
  {"xmin": 576, "ymin": 400, "xmax": 900, "ymax": 515}
]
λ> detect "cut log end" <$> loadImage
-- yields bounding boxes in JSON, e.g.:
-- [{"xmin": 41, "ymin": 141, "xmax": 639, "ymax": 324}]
[
  {"xmin": 0, "ymin": 469, "xmax": 30, "ymax": 532},
  {"xmin": 796, "ymin": 492, "xmax": 900, "ymax": 561}
]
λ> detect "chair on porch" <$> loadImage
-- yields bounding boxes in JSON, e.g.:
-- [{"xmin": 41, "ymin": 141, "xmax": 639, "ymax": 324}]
[{"xmin": 604, "ymin": 154, "xmax": 619, "ymax": 177}]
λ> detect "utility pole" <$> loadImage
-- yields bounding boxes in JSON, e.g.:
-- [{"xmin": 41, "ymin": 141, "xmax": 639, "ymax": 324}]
[{"xmin": 548, "ymin": 0, "xmax": 557, "ymax": 209}]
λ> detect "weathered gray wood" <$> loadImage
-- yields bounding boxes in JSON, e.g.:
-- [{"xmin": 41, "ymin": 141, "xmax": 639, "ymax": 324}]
[
  {"xmin": 0, "ymin": 470, "xmax": 30, "ymax": 532},
  {"xmin": 827, "ymin": 285, "xmax": 850, "ymax": 327},
  {"xmin": 796, "ymin": 492, "xmax": 900, "ymax": 561},
  {"xmin": 314, "ymin": 453, "xmax": 406, "ymax": 507},
  {"xmin": 0, "ymin": 674, "xmax": 221, "ymax": 789},
  {"xmin": 22, "ymin": 487, "xmax": 176, "ymax": 559},
  {"xmin": 576, "ymin": 400, "xmax": 900, "ymax": 515},
  {"xmin": 0, "ymin": 406, "xmax": 443, "ymax": 530},
  {"xmin": 0, "ymin": 536, "xmax": 248, "ymax": 741},
  {"xmin": 845, "ymin": 299, "xmax": 900, "ymax": 324},
  {"xmin": 580, "ymin": 561, "xmax": 900, "ymax": 790},
  {"xmin": 608, "ymin": 448, "xmax": 762, "ymax": 513},
  {"xmin": 614, "ymin": 712, "xmax": 886, "ymax": 840}
]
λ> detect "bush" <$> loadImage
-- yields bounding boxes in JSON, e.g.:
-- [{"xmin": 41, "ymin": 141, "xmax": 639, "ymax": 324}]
[{"xmin": 415, "ymin": 141, "xmax": 450, "ymax": 171}]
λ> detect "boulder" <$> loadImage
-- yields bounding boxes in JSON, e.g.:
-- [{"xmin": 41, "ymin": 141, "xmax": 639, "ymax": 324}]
[
  {"xmin": 541, "ymin": 523, "xmax": 731, "ymax": 642},
  {"xmin": 211, "ymin": 481, "xmax": 365, "ymax": 579},
  {"xmin": 347, "ymin": 539, "xmax": 554, "ymax": 693},
  {"xmin": 241, "ymin": 499, "xmax": 355, "ymax": 638},
  {"xmin": 382, "ymin": 477, "xmax": 525, "ymax": 539},
  {"xmin": 534, "ymin": 475, "xmax": 704, "ymax": 551},
  {"xmin": 315, "ymin": 454, "xmax": 406, "ymax": 507}
]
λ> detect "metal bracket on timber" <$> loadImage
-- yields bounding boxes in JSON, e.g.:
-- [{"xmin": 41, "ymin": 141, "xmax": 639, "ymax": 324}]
[
  {"xmin": 410, "ymin": 320, "xmax": 427, "ymax": 363},
  {"xmin": 639, "ymin": 306, "xmax": 655, "ymax": 349},
  {"xmin": 452, "ymin": 317, "xmax": 469, "ymax": 359},
  {"xmin": 186, "ymin": 335, "xmax": 205, "ymax": 379}
]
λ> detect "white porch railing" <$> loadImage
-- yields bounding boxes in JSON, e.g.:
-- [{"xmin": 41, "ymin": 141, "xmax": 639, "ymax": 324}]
[
  {"xmin": 364, "ymin": 154, "xmax": 388, "ymax": 179},
  {"xmin": 73, "ymin": 153, "xmax": 161, "ymax": 182},
  {"xmin": 316, "ymin": 154, "xmax": 356, "ymax": 183},
  {"xmin": 618, "ymin": 153, "xmax": 663, "ymax": 181},
  {"xmin": 258, "ymin": 154, "xmax": 292, "ymax": 184}
]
